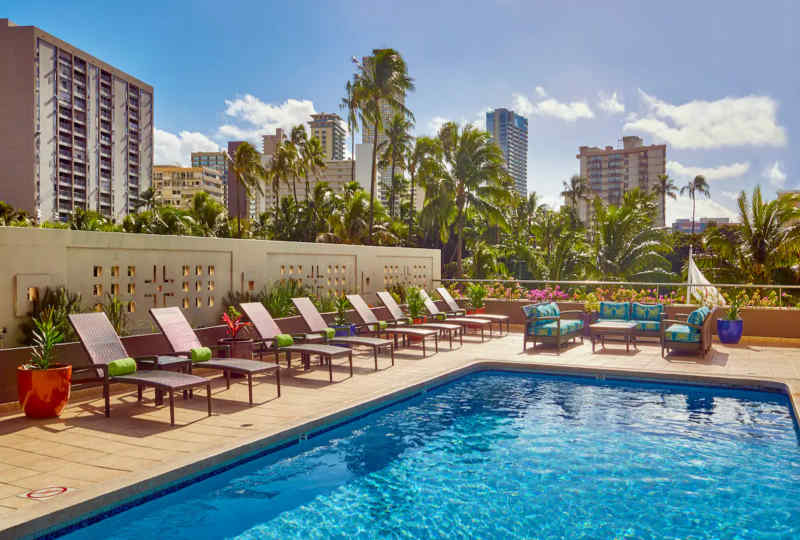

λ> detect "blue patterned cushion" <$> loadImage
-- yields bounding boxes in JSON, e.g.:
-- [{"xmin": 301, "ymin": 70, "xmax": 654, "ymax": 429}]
[
  {"xmin": 599, "ymin": 301, "xmax": 629, "ymax": 320},
  {"xmin": 529, "ymin": 319, "xmax": 583, "ymax": 336},
  {"xmin": 632, "ymin": 303, "xmax": 663, "ymax": 322},
  {"xmin": 522, "ymin": 304, "xmax": 538, "ymax": 319},
  {"xmin": 665, "ymin": 323, "xmax": 700, "ymax": 343},
  {"xmin": 687, "ymin": 307, "xmax": 710, "ymax": 327},
  {"xmin": 634, "ymin": 320, "xmax": 660, "ymax": 332}
]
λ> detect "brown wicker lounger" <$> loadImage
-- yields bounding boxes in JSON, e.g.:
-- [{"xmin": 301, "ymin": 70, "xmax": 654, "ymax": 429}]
[
  {"xmin": 419, "ymin": 290, "xmax": 493, "ymax": 342},
  {"xmin": 437, "ymin": 287, "xmax": 510, "ymax": 335},
  {"xmin": 374, "ymin": 291, "xmax": 449, "ymax": 354},
  {"xmin": 239, "ymin": 301, "xmax": 356, "ymax": 373},
  {"xmin": 68, "ymin": 312, "xmax": 212, "ymax": 425},
  {"xmin": 149, "ymin": 307, "xmax": 280, "ymax": 405},
  {"xmin": 291, "ymin": 297, "xmax": 397, "ymax": 367},
  {"xmin": 346, "ymin": 294, "xmax": 448, "ymax": 352}
]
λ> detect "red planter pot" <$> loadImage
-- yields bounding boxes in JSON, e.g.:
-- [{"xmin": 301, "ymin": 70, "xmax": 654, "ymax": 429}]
[
  {"xmin": 474, "ymin": 307, "xmax": 486, "ymax": 314},
  {"xmin": 17, "ymin": 364, "xmax": 72, "ymax": 418}
]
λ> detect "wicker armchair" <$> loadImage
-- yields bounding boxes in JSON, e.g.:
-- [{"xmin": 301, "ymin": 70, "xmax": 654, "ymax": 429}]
[
  {"xmin": 661, "ymin": 307, "xmax": 715, "ymax": 358},
  {"xmin": 522, "ymin": 302, "xmax": 584, "ymax": 354}
]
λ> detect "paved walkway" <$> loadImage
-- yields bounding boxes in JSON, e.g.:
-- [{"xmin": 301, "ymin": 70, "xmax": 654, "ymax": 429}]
[{"xmin": 1, "ymin": 330, "xmax": 799, "ymax": 535}]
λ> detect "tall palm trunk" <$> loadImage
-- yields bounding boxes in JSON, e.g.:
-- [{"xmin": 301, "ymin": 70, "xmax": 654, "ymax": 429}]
[
  {"xmin": 389, "ymin": 157, "xmax": 396, "ymax": 217},
  {"xmin": 368, "ymin": 124, "xmax": 379, "ymax": 245},
  {"xmin": 351, "ymin": 133, "xmax": 356, "ymax": 184},
  {"xmin": 456, "ymin": 211, "xmax": 464, "ymax": 277},
  {"xmin": 408, "ymin": 172, "xmax": 415, "ymax": 244},
  {"xmin": 292, "ymin": 178, "xmax": 297, "ymax": 201}
]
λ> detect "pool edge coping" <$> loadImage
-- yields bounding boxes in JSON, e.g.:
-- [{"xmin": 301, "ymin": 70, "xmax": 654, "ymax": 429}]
[{"xmin": 3, "ymin": 359, "xmax": 799, "ymax": 539}]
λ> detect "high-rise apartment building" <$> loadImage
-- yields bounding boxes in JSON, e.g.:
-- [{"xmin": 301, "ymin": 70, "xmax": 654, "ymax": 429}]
[
  {"xmin": 0, "ymin": 19, "xmax": 154, "ymax": 222},
  {"xmin": 309, "ymin": 113, "xmax": 346, "ymax": 160},
  {"xmin": 575, "ymin": 136, "xmax": 667, "ymax": 225},
  {"xmin": 486, "ymin": 108, "xmax": 528, "ymax": 196},
  {"xmin": 191, "ymin": 152, "xmax": 228, "ymax": 205},
  {"xmin": 262, "ymin": 128, "xmax": 286, "ymax": 156},
  {"xmin": 261, "ymin": 159, "xmax": 356, "ymax": 208},
  {"xmin": 152, "ymin": 166, "xmax": 224, "ymax": 209}
]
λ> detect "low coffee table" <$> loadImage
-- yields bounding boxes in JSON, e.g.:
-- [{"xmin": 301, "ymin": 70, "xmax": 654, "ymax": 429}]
[{"xmin": 590, "ymin": 321, "xmax": 638, "ymax": 353}]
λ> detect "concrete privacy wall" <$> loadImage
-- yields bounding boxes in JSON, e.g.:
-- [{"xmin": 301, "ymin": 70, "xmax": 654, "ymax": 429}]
[{"xmin": 0, "ymin": 227, "xmax": 441, "ymax": 347}]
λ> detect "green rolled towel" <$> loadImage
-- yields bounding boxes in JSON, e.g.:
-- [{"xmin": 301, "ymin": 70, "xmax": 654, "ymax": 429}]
[
  {"xmin": 324, "ymin": 327, "xmax": 336, "ymax": 339},
  {"xmin": 108, "ymin": 357, "xmax": 137, "ymax": 376},
  {"xmin": 190, "ymin": 346, "xmax": 212, "ymax": 363},
  {"xmin": 275, "ymin": 333, "xmax": 294, "ymax": 347},
  {"xmin": 434, "ymin": 313, "xmax": 446, "ymax": 321},
  {"xmin": 378, "ymin": 320, "xmax": 388, "ymax": 330}
]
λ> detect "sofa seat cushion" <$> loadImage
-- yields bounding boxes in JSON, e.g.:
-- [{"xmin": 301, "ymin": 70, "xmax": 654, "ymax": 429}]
[
  {"xmin": 632, "ymin": 303, "xmax": 663, "ymax": 322},
  {"xmin": 665, "ymin": 324, "xmax": 700, "ymax": 343},
  {"xmin": 633, "ymin": 320, "xmax": 660, "ymax": 332},
  {"xmin": 529, "ymin": 319, "xmax": 583, "ymax": 337},
  {"xmin": 599, "ymin": 301, "xmax": 629, "ymax": 320}
]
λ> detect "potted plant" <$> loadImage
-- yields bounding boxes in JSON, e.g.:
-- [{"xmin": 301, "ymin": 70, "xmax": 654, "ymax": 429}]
[
  {"xmin": 582, "ymin": 292, "xmax": 600, "ymax": 337},
  {"xmin": 17, "ymin": 309, "xmax": 72, "ymax": 418},
  {"xmin": 466, "ymin": 283, "xmax": 488, "ymax": 314},
  {"xmin": 717, "ymin": 293, "xmax": 744, "ymax": 344},
  {"xmin": 405, "ymin": 287, "xmax": 427, "ymax": 325},
  {"xmin": 220, "ymin": 306, "xmax": 253, "ymax": 360},
  {"xmin": 331, "ymin": 295, "xmax": 354, "ymax": 337}
]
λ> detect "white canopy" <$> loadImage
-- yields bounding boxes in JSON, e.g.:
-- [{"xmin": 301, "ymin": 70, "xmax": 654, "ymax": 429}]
[{"xmin": 687, "ymin": 252, "xmax": 726, "ymax": 306}]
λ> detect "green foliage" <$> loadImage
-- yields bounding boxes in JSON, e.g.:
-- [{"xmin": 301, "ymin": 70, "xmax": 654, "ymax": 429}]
[
  {"xmin": 22, "ymin": 287, "xmax": 83, "ymax": 345},
  {"xmin": 28, "ymin": 309, "xmax": 63, "ymax": 370},
  {"xmin": 333, "ymin": 295, "xmax": 351, "ymax": 326},
  {"xmin": 725, "ymin": 292, "xmax": 745, "ymax": 320},
  {"xmin": 102, "ymin": 293, "xmax": 128, "ymax": 336},
  {"xmin": 405, "ymin": 286, "xmax": 425, "ymax": 319},
  {"xmin": 387, "ymin": 283, "xmax": 407, "ymax": 304},
  {"xmin": 465, "ymin": 282, "xmax": 488, "ymax": 309},
  {"xmin": 259, "ymin": 279, "xmax": 309, "ymax": 318},
  {"xmin": 313, "ymin": 292, "xmax": 339, "ymax": 313}
]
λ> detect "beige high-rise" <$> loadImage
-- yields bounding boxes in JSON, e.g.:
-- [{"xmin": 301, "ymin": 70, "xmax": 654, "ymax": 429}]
[
  {"xmin": 0, "ymin": 19, "xmax": 154, "ymax": 222},
  {"xmin": 575, "ymin": 136, "xmax": 667, "ymax": 225},
  {"xmin": 152, "ymin": 166, "xmax": 224, "ymax": 209},
  {"xmin": 309, "ymin": 113, "xmax": 346, "ymax": 160}
]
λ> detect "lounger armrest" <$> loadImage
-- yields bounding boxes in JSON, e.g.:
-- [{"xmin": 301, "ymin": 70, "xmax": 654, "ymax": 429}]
[
  {"xmin": 132, "ymin": 355, "xmax": 162, "ymax": 366},
  {"xmin": 662, "ymin": 319, "xmax": 702, "ymax": 331},
  {"xmin": 531, "ymin": 315, "xmax": 558, "ymax": 322},
  {"xmin": 559, "ymin": 310, "xmax": 584, "ymax": 316}
]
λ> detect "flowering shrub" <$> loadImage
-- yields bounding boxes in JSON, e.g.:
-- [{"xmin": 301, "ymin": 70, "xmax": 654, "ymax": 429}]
[
  {"xmin": 722, "ymin": 289, "xmax": 786, "ymax": 307},
  {"xmin": 572, "ymin": 287, "xmax": 684, "ymax": 308},
  {"xmin": 525, "ymin": 286, "xmax": 570, "ymax": 303}
]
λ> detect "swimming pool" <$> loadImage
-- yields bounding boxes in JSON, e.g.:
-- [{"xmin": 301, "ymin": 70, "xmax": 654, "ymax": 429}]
[{"xmin": 51, "ymin": 371, "xmax": 800, "ymax": 539}]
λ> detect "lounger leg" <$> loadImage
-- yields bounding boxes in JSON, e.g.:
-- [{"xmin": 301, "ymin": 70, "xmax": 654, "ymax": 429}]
[
  {"xmin": 248, "ymin": 373, "xmax": 253, "ymax": 405},
  {"xmin": 422, "ymin": 337, "xmax": 426, "ymax": 357},
  {"xmin": 349, "ymin": 351, "xmax": 353, "ymax": 378},
  {"xmin": 434, "ymin": 333, "xmax": 439, "ymax": 353},
  {"xmin": 104, "ymin": 380, "xmax": 110, "ymax": 417},
  {"xmin": 169, "ymin": 389, "xmax": 175, "ymax": 426},
  {"xmin": 390, "ymin": 343, "xmax": 395, "ymax": 366},
  {"xmin": 328, "ymin": 354, "xmax": 333, "ymax": 382},
  {"xmin": 207, "ymin": 384, "xmax": 212, "ymax": 416},
  {"xmin": 137, "ymin": 384, "xmax": 142, "ymax": 402},
  {"xmin": 276, "ymin": 367, "xmax": 281, "ymax": 397},
  {"xmin": 225, "ymin": 370, "xmax": 230, "ymax": 390},
  {"xmin": 449, "ymin": 330, "xmax": 453, "ymax": 350},
  {"xmin": 373, "ymin": 347, "xmax": 378, "ymax": 370},
  {"xmin": 481, "ymin": 327, "xmax": 485, "ymax": 343}
]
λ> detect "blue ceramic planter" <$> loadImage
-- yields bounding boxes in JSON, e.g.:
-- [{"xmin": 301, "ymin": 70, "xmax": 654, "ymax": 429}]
[
  {"xmin": 717, "ymin": 319, "xmax": 743, "ymax": 344},
  {"xmin": 332, "ymin": 324, "xmax": 354, "ymax": 337}
]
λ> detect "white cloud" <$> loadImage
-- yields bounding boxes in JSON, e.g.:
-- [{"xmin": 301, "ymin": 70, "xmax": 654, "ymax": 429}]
[
  {"xmin": 218, "ymin": 95, "xmax": 316, "ymax": 146},
  {"xmin": 624, "ymin": 90, "xmax": 787, "ymax": 149},
  {"xmin": 514, "ymin": 88, "xmax": 594, "ymax": 122},
  {"xmin": 539, "ymin": 194, "xmax": 562, "ymax": 210},
  {"xmin": 598, "ymin": 92, "xmax": 625, "ymax": 114},
  {"xmin": 666, "ymin": 195, "xmax": 737, "ymax": 225},
  {"xmin": 764, "ymin": 161, "xmax": 787, "ymax": 188},
  {"xmin": 427, "ymin": 116, "xmax": 448, "ymax": 135},
  {"xmin": 666, "ymin": 160, "xmax": 750, "ymax": 181},
  {"xmin": 721, "ymin": 190, "xmax": 740, "ymax": 200},
  {"xmin": 154, "ymin": 128, "xmax": 219, "ymax": 166}
]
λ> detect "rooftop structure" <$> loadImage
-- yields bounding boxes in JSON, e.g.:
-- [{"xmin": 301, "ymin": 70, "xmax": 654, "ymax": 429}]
[
  {"xmin": 309, "ymin": 113, "xmax": 346, "ymax": 160},
  {"xmin": 152, "ymin": 166, "xmax": 224, "ymax": 209},
  {"xmin": 672, "ymin": 217, "xmax": 732, "ymax": 234},
  {"xmin": 0, "ymin": 18, "xmax": 154, "ymax": 222},
  {"xmin": 191, "ymin": 152, "xmax": 229, "ymax": 206}
]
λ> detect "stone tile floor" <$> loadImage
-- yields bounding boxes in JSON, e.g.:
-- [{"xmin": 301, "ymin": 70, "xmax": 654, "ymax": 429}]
[{"xmin": 1, "ymin": 329, "xmax": 798, "ymax": 530}]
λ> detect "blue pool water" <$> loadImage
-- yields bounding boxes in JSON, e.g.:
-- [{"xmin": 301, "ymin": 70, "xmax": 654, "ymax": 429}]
[{"xmin": 56, "ymin": 372, "xmax": 800, "ymax": 539}]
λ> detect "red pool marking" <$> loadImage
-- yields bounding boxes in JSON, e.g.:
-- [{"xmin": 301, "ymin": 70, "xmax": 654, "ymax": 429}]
[{"xmin": 25, "ymin": 486, "xmax": 68, "ymax": 500}]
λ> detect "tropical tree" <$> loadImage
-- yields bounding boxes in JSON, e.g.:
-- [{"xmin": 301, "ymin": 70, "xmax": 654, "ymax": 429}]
[
  {"xmin": 561, "ymin": 175, "xmax": 590, "ymax": 210},
  {"xmin": 528, "ymin": 208, "xmax": 591, "ymax": 281},
  {"xmin": 703, "ymin": 187, "xmax": 800, "ymax": 283},
  {"xmin": 227, "ymin": 142, "xmax": 266, "ymax": 237},
  {"xmin": 436, "ymin": 122, "xmax": 511, "ymax": 276},
  {"xmin": 351, "ymin": 49, "xmax": 414, "ymax": 243},
  {"xmin": 0, "ymin": 201, "xmax": 32, "ymax": 226},
  {"xmin": 340, "ymin": 80, "xmax": 359, "ymax": 183},
  {"xmin": 270, "ymin": 141, "xmax": 299, "ymax": 219},
  {"xmin": 406, "ymin": 136, "xmax": 441, "ymax": 232},
  {"xmin": 680, "ymin": 175, "xmax": 711, "ymax": 237},
  {"xmin": 317, "ymin": 187, "xmax": 397, "ymax": 245},
  {"xmin": 68, "ymin": 208, "xmax": 116, "ymax": 231},
  {"xmin": 133, "ymin": 187, "xmax": 156, "ymax": 212},
  {"xmin": 301, "ymin": 136, "xmax": 327, "ymax": 201},
  {"xmin": 380, "ymin": 112, "xmax": 413, "ymax": 217},
  {"xmin": 189, "ymin": 191, "xmax": 227, "ymax": 236},
  {"xmin": 653, "ymin": 173, "xmax": 678, "ymax": 225}
]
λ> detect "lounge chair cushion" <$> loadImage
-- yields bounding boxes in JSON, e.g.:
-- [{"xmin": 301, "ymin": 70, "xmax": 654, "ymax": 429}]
[
  {"xmin": 632, "ymin": 303, "xmax": 663, "ymax": 322},
  {"xmin": 372, "ymin": 320, "xmax": 388, "ymax": 331},
  {"xmin": 599, "ymin": 302, "xmax": 629, "ymax": 320},
  {"xmin": 108, "ymin": 357, "xmax": 137, "ymax": 376},
  {"xmin": 687, "ymin": 306, "xmax": 711, "ymax": 327},
  {"xmin": 190, "ymin": 347, "xmax": 212, "ymax": 363},
  {"xmin": 323, "ymin": 327, "xmax": 336, "ymax": 339},
  {"xmin": 665, "ymin": 324, "xmax": 700, "ymax": 343},
  {"xmin": 433, "ymin": 313, "xmax": 447, "ymax": 321},
  {"xmin": 634, "ymin": 320, "xmax": 660, "ymax": 332},
  {"xmin": 275, "ymin": 334, "xmax": 294, "ymax": 347},
  {"xmin": 528, "ymin": 319, "xmax": 583, "ymax": 337}
]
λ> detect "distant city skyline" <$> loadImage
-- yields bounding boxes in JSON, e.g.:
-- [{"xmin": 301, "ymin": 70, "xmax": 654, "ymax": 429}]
[
  {"xmin": 486, "ymin": 108, "xmax": 528, "ymax": 196},
  {"xmin": 4, "ymin": 1, "xmax": 796, "ymax": 225}
]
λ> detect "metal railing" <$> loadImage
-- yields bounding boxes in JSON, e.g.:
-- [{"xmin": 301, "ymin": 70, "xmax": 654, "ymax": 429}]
[{"xmin": 436, "ymin": 278, "xmax": 800, "ymax": 307}]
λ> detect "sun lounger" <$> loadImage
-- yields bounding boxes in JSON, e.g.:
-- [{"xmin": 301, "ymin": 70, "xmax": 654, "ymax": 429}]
[
  {"xmin": 291, "ymin": 297, "xmax": 397, "ymax": 367},
  {"xmin": 149, "ymin": 307, "xmax": 280, "ymax": 405},
  {"xmin": 418, "ymin": 290, "xmax": 493, "ymax": 342},
  {"xmin": 375, "ymin": 291, "xmax": 463, "ymax": 351},
  {"xmin": 68, "ymin": 312, "xmax": 211, "ymax": 425},
  {"xmin": 346, "ymin": 294, "xmax": 447, "ymax": 352},
  {"xmin": 239, "ymin": 301, "xmax": 357, "ymax": 378},
  {"xmin": 437, "ymin": 287, "xmax": 510, "ymax": 334}
]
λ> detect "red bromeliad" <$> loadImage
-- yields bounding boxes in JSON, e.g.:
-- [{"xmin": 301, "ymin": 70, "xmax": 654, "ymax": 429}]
[{"xmin": 222, "ymin": 311, "xmax": 251, "ymax": 338}]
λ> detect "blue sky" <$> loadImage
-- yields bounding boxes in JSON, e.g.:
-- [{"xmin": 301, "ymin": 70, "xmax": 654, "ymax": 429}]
[{"xmin": 7, "ymin": 0, "xmax": 798, "ymax": 222}]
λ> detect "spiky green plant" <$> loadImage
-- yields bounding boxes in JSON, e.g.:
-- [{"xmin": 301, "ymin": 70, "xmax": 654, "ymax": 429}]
[{"xmin": 28, "ymin": 309, "xmax": 63, "ymax": 370}]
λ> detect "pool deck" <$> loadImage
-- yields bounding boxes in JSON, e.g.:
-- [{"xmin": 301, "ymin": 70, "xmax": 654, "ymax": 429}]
[{"xmin": 1, "ymin": 329, "xmax": 799, "ymax": 537}]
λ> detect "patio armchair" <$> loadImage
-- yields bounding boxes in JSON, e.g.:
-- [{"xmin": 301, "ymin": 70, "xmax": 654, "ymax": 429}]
[
  {"xmin": 522, "ymin": 302, "xmax": 584, "ymax": 354},
  {"xmin": 68, "ymin": 312, "xmax": 212, "ymax": 425},
  {"xmin": 661, "ymin": 306, "xmax": 715, "ymax": 358}
]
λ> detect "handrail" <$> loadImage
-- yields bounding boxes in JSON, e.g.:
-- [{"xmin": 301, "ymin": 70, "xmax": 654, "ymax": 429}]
[{"xmin": 435, "ymin": 278, "xmax": 800, "ymax": 306}]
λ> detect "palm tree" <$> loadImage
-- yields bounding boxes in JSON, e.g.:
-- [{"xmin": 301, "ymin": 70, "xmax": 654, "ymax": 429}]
[
  {"xmin": 317, "ymin": 188, "xmax": 397, "ymax": 245},
  {"xmin": 680, "ymin": 175, "xmax": 711, "ymax": 237},
  {"xmin": 561, "ymin": 175, "xmax": 590, "ymax": 221},
  {"xmin": 340, "ymin": 80, "xmax": 359, "ymax": 184},
  {"xmin": 227, "ymin": 142, "xmax": 266, "ymax": 237},
  {"xmin": 528, "ymin": 208, "xmax": 591, "ymax": 280},
  {"xmin": 301, "ymin": 136, "xmax": 327, "ymax": 201},
  {"xmin": 704, "ymin": 187, "xmax": 800, "ymax": 283},
  {"xmin": 380, "ymin": 112, "xmax": 413, "ymax": 217},
  {"xmin": 352, "ymin": 49, "xmax": 415, "ymax": 244},
  {"xmin": 288, "ymin": 126, "xmax": 308, "ymax": 200},
  {"xmin": 133, "ymin": 187, "xmax": 156, "ymax": 212},
  {"xmin": 189, "ymin": 191, "xmax": 227, "ymax": 237},
  {"xmin": 653, "ymin": 174, "xmax": 678, "ymax": 226},
  {"xmin": 436, "ymin": 122, "xmax": 511, "ymax": 277},
  {"xmin": 270, "ymin": 141, "xmax": 300, "ymax": 219}
]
